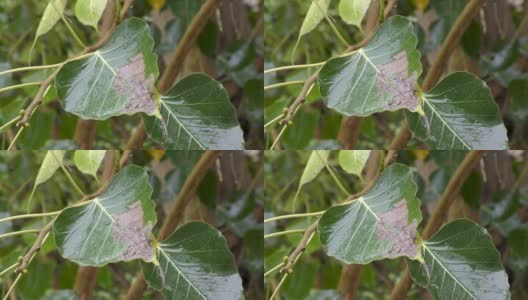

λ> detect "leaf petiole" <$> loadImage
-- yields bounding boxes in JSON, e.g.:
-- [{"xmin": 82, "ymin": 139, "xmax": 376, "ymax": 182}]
[
  {"xmin": 264, "ymin": 81, "xmax": 305, "ymax": 91},
  {"xmin": 0, "ymin": 229, "xmax": 40, "ymax": 240},
  {"xmin": 264, "ymin": 229, "xmax": 306, "ymax": 239}
]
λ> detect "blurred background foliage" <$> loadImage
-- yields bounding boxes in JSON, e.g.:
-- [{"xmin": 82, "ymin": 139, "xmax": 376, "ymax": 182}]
[
  {"xmin": 0, "ymin": 150, "xmax": 264, "ymax": 299},
  {"xmin": 0, "ymin": 0, "xmax": 263, "ymax": 149},
  {"xmin": 264, "ymin": 150, "xmax": 528, "ymax": 299},
  {"xmin": 264, "ymin": 0, "xmax": 528, "ymax": 149}
]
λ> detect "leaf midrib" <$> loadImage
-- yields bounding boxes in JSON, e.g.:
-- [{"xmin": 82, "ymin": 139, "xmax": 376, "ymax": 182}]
[
  {"xmin": 160, "ymin": 100, "xmax": 206, "ymax": 149},
  {"xmin": 158, "ymin": 246, "xmax": 207, "ymax": 299},
  {"xmin": 423, "ymin": 244, "xmax": 478, "ymax": 300},
  {"xmin": 422, "ymin": 97, "xmax": 471, "ymax": 149}
]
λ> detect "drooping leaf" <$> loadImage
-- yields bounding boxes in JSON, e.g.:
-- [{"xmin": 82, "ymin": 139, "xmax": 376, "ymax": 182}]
[
  {"xmin": 318, "ymin": 164, "xmax": 421, "ymax": 264},
  {"xmin": 300, "ymin": 150, "xmax": 330, "ymax": 186},
  {"xmin": 35, "ymin": 0, "xmax": 67, "ymax": 39},
  {"xmin": 338, "ymin": 150, "xmax": 370, "ymax": 178},
  {"xmin": 406, "ymin": 72, "xmax": 509, "ymax": 150},
  {"xmin": 338, "ymin": 0, "xmax": 370, "ymax": 28},
  {"xmin": 55, "ymin": 18, "xmax": 159, "ymax": 120},
  {"xmin": 142, "ymin": 221, "xmax": 243, "ymax": 300},
  {"xmin": 73, "ymin": 150, "xmax": 106, "ymax": 179},
  {"xmin": 408, "ymin": 219, "xmax": 510, "ymax": 300},
  {"xmin": 293, "ymin": 0, "xmax": 331, "ymax": 55},
  {"xmin": 75, "ymin": 0, "xmax": 108, "ymax": 29},
  {"xmin": 143, "ymin": 74, "xmax": 244, "ymax": 150},
  {"xmin": 318, "ymin": 16, "xmax": 422, "ymax": 116},
  {"xmin": 35, "ymin": 150, "xmax": 66, "ymax": 187},
  {"xmin": 53, "ymin": 165, "xmax": 156, "ymax": 266},
  {"xmin": 299, "ymin": 0, "xmax": 331, "ymax": 37}
]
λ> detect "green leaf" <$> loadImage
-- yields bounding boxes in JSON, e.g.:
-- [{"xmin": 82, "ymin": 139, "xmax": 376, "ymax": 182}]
[
  {"xmin": 35, "ymin": 0, "xmax": 67, "ymax": 39},
  {"xmin": 338, "ymin": 0, "xmax": 371, "ymax": 28},
  {"xmin": 408, "ymin": 219, "xmax": 510, "ymax": 300},
  {"xmin": 338, "ymin": 150, "xmax": 370, "ymax": 178},
  {"xmin": 406, "ymin": 72, "xmax": 508, "ymax": 150},
  {"xmin": 318, "ymin": 164, "xmax": 421, "ymax": 264},
  {"xmin": 75, "ymin": 0, "xmax": 108, "ymax": 29},
  {"xmin": 73, "ymin": 150, "xmax": 106, "ymax": 179},
  {"xmin": 142, "ymin": 221, "xmax": 243, "ymax": 300},
  {"xmin": 299, "ymin": 0, "xmax": 331, "ymax": 38},
  {"xmin": 53, "ymin": 165, "xmax": 156, "ymax": 266},
  {"xmin": 318, "ymin": 16, "xmax": 422, "ymax": 116},
  {"xmin": 299, "ymin": 150, "xmax": 330, "ymax": 186},
  {"xmin": 143, "ymin": 74, "xmax": 244, "ymax": 150},
  {"xmin": 35, "ymin": 150, "xmax": 66, "ymax": 186},
  {"xmin": 55, "ymin": 18, "xmax": 159, "ymax": 120}
]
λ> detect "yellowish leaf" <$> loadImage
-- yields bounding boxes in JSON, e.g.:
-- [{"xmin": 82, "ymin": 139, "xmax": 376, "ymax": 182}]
[
  {"xmin": 148, "ymin": 150, "xmax": 165, "ymax": 161},
  {"xmin": 148, "ymin": 0, "xmax": 165, "ymax": 12},
  {"xmin": 412, "ymin": 0, "xmax": 429, "ymax": 12},
  {"xmin": 412, "ymin": 150, "xmax": 429, "ymax": 160}
]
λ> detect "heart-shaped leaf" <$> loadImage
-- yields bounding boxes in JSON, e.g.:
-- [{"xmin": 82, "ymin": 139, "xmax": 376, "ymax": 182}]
[
  {"xmin": 318, "ymin": 16, "xmax": 422, "ymax": 116},
  {"xmin": 143, "ymin": 74, "xmax": 244, "ymax": 150},
  {"xmin": 406, "ymin": 72, "xmax": 509, "ymax": 150},
  {"xmin": 35, "ymin": 0, "xmax": 66, "ymax": 39},
  {"xmin": 55, "ymin": 18, "xmax": 159, "ymax": 120},
  {"xmin": 408, "ymin": 219, "xmax": 510, "ymax": 300},
  {"xmin": 142, "ymin": 221, "xmax": 243, "ymax": 300},
  {"xmin": 318, "ymin": 164, "xmax": 421, "ymax": 264},
  {"xmin": 53, "ymin": 165, "xmax": 156, "ymax": 266}
]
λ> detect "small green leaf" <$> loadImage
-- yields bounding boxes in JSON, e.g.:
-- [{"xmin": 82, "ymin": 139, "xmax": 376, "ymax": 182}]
[
  {"xmin": 318, "ymin": 164, "xmax": 421, "ymax": 264},
  {"xmin": 142, "ymin": 221, "xmax": 243, "ymax": 300},
  {"xmin": 318, "ymin": 16, "xmax": 422, "ymax": 116},
  {"xmin": 75, "ymin": 0, "xmax": 108, "ymax": 29},
  {"xmin": 294, "ymin": 0, "xmax": 331, "ymax": 55},
  {"xmin": 299, "ymin": 0, "xmax": 331, "ymax": 37},
  {"xmin": 406, "ymin": 72, "xmax": 509, "ymax": 150},
  {"xmin": 408, "ymin": 219, "xmax": 510, "ymax": 300},
  {"xmin": 143, "ymin": 74, "xmax": 244, "ymax": 150},
  {"xmin": 55, "ymin": 18, "xmax": 159, "ymax": 120},
  {"xmin": 300, "ymin": 150, "xmax": 330, "ymax": 186},
  {"xmin": 53, "ymin": 165, "xmax": 156, "ymax": 266},
  {"xmin": 338, "ymin": 150, "xmax": 370, "ymax": 178},
  {"xmin": 35, "ymin": 0, "xmax": 67, "ymax": 39},
  {"xmin": 73, "ymin": 150, "xmax": 106, "ymax": 179},
  {"xmin": 35, "ymin": 150, "xmax": 66, "ymax": 186},
  {"xmin": 338, "ymin": 0, "xmax": 371, "ymax": 28}
]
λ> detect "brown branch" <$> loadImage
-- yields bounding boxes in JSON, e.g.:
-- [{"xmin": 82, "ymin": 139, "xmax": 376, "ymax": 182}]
[
  {"xmin": 281, "ymin": 222, "xmax": 318, "ymax": 272},
  {"xmin": 126, "ymin": 150, "xmax": 221, "ymax": 300},
  {"xmin": 388, "ymin": 0, "xmax": 487, "ymax": 150},
  {"xmin": 389, "ymin": 151, "xmax": 485, "ymax": 300},
  {"xmin": 16, "ymin": 0, "xmax": 134, "ymax": 127}
]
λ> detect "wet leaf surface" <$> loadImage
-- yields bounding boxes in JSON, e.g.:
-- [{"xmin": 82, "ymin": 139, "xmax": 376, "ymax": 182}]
[
  {"xmin": 318, "ymin": 16, "xmax": 422, "ymax": 116},
  {"xmin": 406, "ymin": 72, "xmax": 509, "ymax": 150},
  {"xmin": 142, "ymin": 221, "xmax": 243, "ymax": 300},
  {"xmin": 55, "ymin": 18, "xmax": 159, "ymax": 120},
  {"xmin": 318, "ymin": 164, "xmax": 421, "ymax": 264},
  {"xmin": 143, "ymin": 74, "xmax": 244, "ymax": 150},
  {"xmin": 53, "ymin": 165, "xmax": 156, "ymax": 266},
  {"xmin": 408, "ymin": 219, "xmax": 510, "ymax": 300}
]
